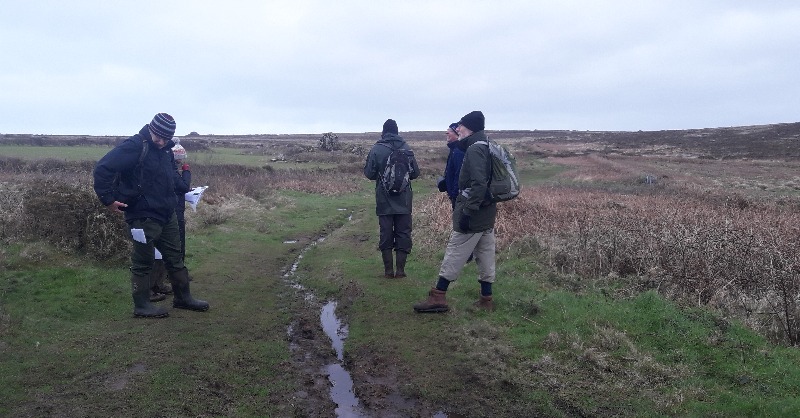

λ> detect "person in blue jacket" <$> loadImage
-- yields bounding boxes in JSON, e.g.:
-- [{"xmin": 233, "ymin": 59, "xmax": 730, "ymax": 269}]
[
  {"xmin": 93, "ymin": 113, "xmax": 209, "ymax": 318},
  {"xmin": 443, "ymin": 122, "xmax": 465, "ymax": 208}
]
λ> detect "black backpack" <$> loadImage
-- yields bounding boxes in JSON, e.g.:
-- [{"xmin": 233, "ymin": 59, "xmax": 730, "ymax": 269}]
[
  {"xmin": 378, "ymin": 143, "xmax": 414, "ymax": 195},
  {"xmin": 112, "ymin": 138, "xmax": 149, "ymax": 201}
]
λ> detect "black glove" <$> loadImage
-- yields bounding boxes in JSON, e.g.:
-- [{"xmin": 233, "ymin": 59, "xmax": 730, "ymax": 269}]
[
  {"xmin": 459, "ymin": 213, "xmax": 471, "ymax": 232},
  {"xmin": 437, "ymin": 177, "xmax": 447, "ymax": 192}
]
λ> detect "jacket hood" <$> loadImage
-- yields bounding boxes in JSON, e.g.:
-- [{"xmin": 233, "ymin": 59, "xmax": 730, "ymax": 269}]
[{"xmin": 379, "ymin": 132, "xmax": 406, "ymax": 146}]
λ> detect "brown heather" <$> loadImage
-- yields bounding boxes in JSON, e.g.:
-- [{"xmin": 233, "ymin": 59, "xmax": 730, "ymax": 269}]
[{"xmin": 415, "ymin": 185, "xmax": 800, "ymax": 345}]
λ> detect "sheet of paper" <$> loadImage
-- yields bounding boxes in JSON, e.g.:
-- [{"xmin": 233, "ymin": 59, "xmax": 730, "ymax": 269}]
[
  {"xmin": 154, "ymin": 248, "xmax": 162, "ymax": 260},
  {"xmin": 131, "ymin": 228, "xmax": 146, "ymax": 244},
  {"xmin": 185, "ymin": 186, "xmax": 209, "ymax": 211}
]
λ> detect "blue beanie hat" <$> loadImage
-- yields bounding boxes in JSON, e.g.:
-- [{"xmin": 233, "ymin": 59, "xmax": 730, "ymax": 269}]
[
  {"xmin": 149, "ymin": 113, "xmax": 176, "ymax": 140},
  {"xmin": 448, "ymin": 122, "xmax": 459, "ymax": 133}
]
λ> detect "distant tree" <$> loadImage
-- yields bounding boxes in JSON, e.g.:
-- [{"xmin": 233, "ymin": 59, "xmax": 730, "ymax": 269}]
[
  {"xmin": 187, "ymin": 131, "xmax": 200, "ymax": 137},
  {"xmin": 319, "ymin": 132, "xmax": 340, "ymax": 151}
]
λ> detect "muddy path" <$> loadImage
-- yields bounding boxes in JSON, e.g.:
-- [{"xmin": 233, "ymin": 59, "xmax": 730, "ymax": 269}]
[{"xmin": 280, "ymin": 216, "xmax": 449, "ymax": 417}]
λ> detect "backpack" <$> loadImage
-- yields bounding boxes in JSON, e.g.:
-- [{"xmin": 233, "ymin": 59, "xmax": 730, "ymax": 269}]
[
  {"xmin": 378, "ymin": 143, "xmax": 414, "ymax": 195},
  {"xmin": 112, "ymin": 137, "xmax": 149, "ymax": 201},
  {"xmin": 474, "ymin": 139, "xmax": 521, "ymax": 202}
]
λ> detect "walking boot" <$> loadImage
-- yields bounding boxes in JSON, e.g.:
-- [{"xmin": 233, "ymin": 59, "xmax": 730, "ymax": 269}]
[
  {"xmin": 168, "ymin": 268, "xmax": 209, "ymax": 312},
  {"xmin": 149, "ymin": 290, "xmax": 166, "ymax": 302},
  {"xmin": 381, "ymin": 249, "xmax": 394, "ymax": 278},
  {"xmin": 395, "ymin": 251, "xmax": 408, "ymax": 278},
  {"xmin": 150, "ymin": 259, "xmax": 172, "ymax": 295},
  {"xmin": 131, "ymin": 274, "xmax": 169, "ymax": 318},
  {"xmin": 473, "ymin": 294, "xmax": 495, "ymax": 312},
  {"xmin": 413, "ymin": 288, "xmax": 449, "ymax": 313}
]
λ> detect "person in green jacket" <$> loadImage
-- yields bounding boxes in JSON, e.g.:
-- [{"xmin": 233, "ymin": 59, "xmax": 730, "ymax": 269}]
[
  {"xmin": 414, "ymin": 111, "xmax": 497, "ymax": 312},
  {"xmin": 364, "ymin": 119, "xmax": 420, "ymax": 278}
]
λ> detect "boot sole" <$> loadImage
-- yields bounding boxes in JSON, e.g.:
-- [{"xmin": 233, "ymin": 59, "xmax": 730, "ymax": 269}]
[
  {"xmin": 174, "ymin": 304, "xmax": 210, "ymax": 312},
  {"xmin": 413, "ymin": 306, "xmax": 449, "ymax": 313}
]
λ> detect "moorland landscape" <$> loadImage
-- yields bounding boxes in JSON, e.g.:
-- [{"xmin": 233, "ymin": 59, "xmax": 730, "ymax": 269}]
[{"xmin": 2, "ymin": 122, "xmax": 800, "ymax": 416}]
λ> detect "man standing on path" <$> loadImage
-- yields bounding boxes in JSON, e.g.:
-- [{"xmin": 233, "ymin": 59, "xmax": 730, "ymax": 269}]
[
  {"xmin": 442, "ymin": 122, "xmax": 465, "ymax": 209},
  {"xmin": 414, "ymin": 110, "xmax": 497, "ymax": 312},
  {"xmin": 93, "ymin": 113, "xmax": 209, "ymax": 318},
  {"xmin": 364, "ymin": 119, "xmax": 420, "ymax": 278}
]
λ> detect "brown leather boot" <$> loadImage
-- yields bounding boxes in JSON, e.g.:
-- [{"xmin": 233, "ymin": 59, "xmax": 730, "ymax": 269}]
[
  {"xmin": 381, "ymin": 249, "xmax": 394, "ymax": 278},
  {"xmin": 413, "ymin": 288, "xmax": 449, "ymax": 313},
  {"xmin": 474, "ymin": 294, "xmax": 495, "ymax": 312}
]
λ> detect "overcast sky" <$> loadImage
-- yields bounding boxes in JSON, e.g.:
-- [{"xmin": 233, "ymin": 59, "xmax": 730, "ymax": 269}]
[{"xmin": 1, "ymin": 1, "xmax": 798, "ymax": 136}]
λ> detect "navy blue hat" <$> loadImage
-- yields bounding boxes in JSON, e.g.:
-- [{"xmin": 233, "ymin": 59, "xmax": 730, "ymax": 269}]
[
  {"xmin": 149, "ymin": 113, "xmax": 176, "ymax": 140},
  {"xmin": 448, "ymin": 122, "xmax": 459, "ymax": 133},
  {"xmin": 382, "ymin": 119, "xmax": 398, "ymax": 135},
  {"xmin": 458, "ymin": 111, "xmax": 485, "ymax": 132}
]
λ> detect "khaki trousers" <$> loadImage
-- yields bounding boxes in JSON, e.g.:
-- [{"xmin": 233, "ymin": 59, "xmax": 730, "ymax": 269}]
[{"xmin": 438, "ymin": 228, "xmax": 496, "ymax": 283}]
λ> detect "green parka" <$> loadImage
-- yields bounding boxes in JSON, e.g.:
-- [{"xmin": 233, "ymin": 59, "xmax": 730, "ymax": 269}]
[
  {"xmin": 453, "ymin": 130, "xmax": 497, "ymax": 232},
  {"xmin": 363, "ymin": 133, "xmax": 420, "ymax": 216}
]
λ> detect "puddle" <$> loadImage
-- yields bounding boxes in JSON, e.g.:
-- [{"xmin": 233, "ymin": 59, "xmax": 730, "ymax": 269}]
[
  {"xmin": 282, "ymin": 212, "xmax": 366, "ymax": 417},
  {"xmin": 283, "ymin": 240, "xmax": 298, "ymax": 244},
  {"xmin": 281, "ymin": 211, "xmax": 448, "ymax": 417}
]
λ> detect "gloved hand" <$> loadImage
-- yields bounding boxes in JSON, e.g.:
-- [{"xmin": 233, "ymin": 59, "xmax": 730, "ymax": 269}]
[
  {"xmin": 458, "ymin": 213, "xmax": 471, "ymax": 232},
  {"xmin": 181, "ymin": 163, "xmax": 190, "ymax": 171}
]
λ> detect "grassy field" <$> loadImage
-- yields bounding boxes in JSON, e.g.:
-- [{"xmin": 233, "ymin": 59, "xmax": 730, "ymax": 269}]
[{"xmin": 3, "ymin": 135, "xmax": 800, "ymax": 417}]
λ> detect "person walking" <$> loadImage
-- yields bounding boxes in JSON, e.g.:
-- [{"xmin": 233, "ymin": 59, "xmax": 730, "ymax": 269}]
[
  {"xmin": 442, "ymin": 122, "xmax": 465, "ymax": 208},
  {"xmin": 414, "ymin": 110, "xmax": 497, "ymax": 312},
  {"xmin": 93, "ymin": 113, "xmax": 209, "ymax": 318},
  {"xmin": 363, "ymin": 119, "xmax": 420, "ymax": 278}
]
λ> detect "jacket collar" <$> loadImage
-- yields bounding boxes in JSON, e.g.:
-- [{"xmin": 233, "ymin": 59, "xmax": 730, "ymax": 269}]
[{"xmin": 456, "ymin": 130, "xmax": 487, "ymax": 151}]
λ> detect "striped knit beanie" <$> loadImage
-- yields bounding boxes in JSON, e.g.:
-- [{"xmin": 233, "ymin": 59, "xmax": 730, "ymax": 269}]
[{"xmin": 149, "ymin": 113, "xmax": 176, "ymax": 140}]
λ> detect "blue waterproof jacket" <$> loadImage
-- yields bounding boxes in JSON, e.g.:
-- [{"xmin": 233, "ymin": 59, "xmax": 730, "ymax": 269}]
[
  {"xmin": 444, "ymin": 141, "xmax": 465, "ymax": 200},
  {"xmin": 93, "ymin": 125, "xmax": 182, "ymax": 224}
]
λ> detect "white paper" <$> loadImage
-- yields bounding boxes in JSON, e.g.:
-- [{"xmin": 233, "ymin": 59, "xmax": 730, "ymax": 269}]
[
  {"xmin": 185, "ymin": 186, "xmax": 209, "ymax": 212},
  {"xmin": 131, "ymin": 228, "xmax": 146, "ymax": 244},
  {"xmin": 154, "ymin": 248, "xmax": 162, "ymax": 260}
]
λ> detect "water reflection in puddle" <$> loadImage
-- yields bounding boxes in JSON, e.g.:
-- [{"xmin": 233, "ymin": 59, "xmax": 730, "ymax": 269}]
[{"xmin": 321, "ymin": 301, "xmax": 364, "ymax": 416}]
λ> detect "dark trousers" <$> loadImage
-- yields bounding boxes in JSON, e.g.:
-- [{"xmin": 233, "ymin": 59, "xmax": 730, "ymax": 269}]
[
  {"xmin": 176, "ymin": 207, "xmax": 186, "ymax": 261},
  {"xmin": 128, "ymin": 213, "xmax": 185, "ymax": 277},
  {"xmin": 378, "ymin": 214, "xmax": 412, "ymax": 253}
]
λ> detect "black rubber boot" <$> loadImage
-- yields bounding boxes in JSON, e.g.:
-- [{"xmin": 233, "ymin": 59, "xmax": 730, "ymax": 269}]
[
  {"xmin": 150, "ymin": 259, "xmax": 172, "ymax": 295},
  {"xmin": 168, "ymin": 268, "xmax": 210, "ymax": 312},
  {"xmin": 381, "ymin": 249, "xmax": 394, "ymax": 278},
  {"xmin": 132, "ymin": 274, "xmax": 169, "ymax": 318},
  {"xmin": 395, "ymin": 251, "xmax": 408, "ymax": 278}
]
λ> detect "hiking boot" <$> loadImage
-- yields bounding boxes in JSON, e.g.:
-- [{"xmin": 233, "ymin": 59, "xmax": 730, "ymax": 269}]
[
  {"xmin": 473, "ymin": 295, "xmax": 495, "ymax": 312},
  {"xmin": 149, "ymin": 291, "xmax": 167, "ymax": 302},
  {"xmin": 381, "ymin": 249, "xmax": 394, "ymax": 278},
  {"xmin": 413, "ymin": 288, "xmax": 449, "ymax": 313},
  {"xmin": 131, "ymin": 274, "xmax": 169, "ymax": 318},
  {"xmin": 168, "ymin": 268, "xmax": 209, "ymax": 312},
  {"xmin": 150, "ymin": 259, "xmax": 172, "ymax": 294},
  {"xmin": 395, "ymin": 251, "xmax": 408, "ymax": 278}
]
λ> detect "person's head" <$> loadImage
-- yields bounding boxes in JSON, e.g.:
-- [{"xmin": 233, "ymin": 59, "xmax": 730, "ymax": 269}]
[
  {"xmin": 148, "ymin": 113, "xmax": 176, "ymax": 149},
  {"xmin": 457, "ymin": 110, "xmax": 485, "ymax": 138},
  {"xmin": 446, "ymin": 122, "xmax": 459, "ymax": 143},
  {"xmin": 382, "ymin": 119, "xmax": 398, "ymax": 135}
]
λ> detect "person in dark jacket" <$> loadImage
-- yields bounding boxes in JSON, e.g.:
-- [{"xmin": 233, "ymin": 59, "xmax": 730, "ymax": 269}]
[
  {"xmin": 443, "ymin": 122, "xmax": 465, "ymax": 208},
  {"xmin": 363, "ymin": 119, "xmax": 420, "ymax": 278},
  {"xmin": 414, "ymin": 110, "xmax": 497, "ymax": 312},
  {"xmin": 150, "ymin": 140, "xmax": 191, "ymax": 299},
  {"xmin": 171, "ymin": 140, "xmax": 192, "ymax": 262},
  {"xmin": 93, "ymin": 113, "xmax": 209, "ymax": 318}
]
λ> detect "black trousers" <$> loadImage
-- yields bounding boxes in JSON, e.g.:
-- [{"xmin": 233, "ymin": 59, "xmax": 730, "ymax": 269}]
[{"xmin": 378, "ymin": 214, "xmax": 412, "ymax": 253}]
